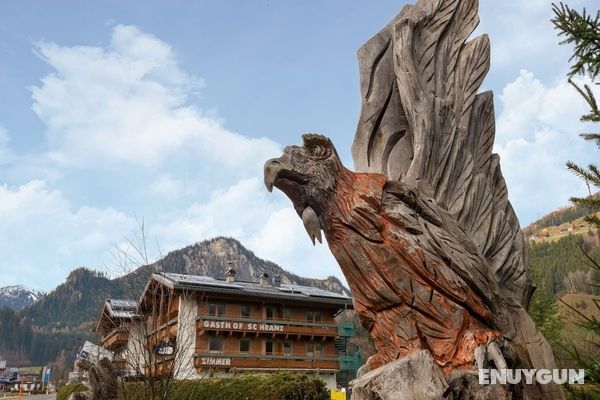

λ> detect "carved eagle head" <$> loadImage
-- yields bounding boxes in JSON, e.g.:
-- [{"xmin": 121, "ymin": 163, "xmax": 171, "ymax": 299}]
[{"xmin": 264, "ymin": 134, "xmax": 344, "ymax": 244}]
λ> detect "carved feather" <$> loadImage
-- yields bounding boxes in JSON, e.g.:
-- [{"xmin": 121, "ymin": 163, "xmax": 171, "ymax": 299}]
[{"xmin": 352, "ymin": 0, "xmax": 533, "ymax": 307}]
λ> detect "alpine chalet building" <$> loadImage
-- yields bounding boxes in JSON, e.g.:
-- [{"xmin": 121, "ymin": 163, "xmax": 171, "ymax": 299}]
[{"xmin": 97, "ymin": 269, "xmax": 357, "ymax": 389}]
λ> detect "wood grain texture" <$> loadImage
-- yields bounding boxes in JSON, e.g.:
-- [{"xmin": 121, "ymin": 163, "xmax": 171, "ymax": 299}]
[
  {"xmin": 353, "ymin": 0, "xmax": 533, "ymax": 308},
  {"xmin": 264, "ymin": 0, "xmax": 563, "ymax": 398}
]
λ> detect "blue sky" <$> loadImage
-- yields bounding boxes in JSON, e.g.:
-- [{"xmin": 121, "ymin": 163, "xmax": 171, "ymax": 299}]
[{"xmin": 0, "ymin": 0, "xmax": 598, "ymax": 291}]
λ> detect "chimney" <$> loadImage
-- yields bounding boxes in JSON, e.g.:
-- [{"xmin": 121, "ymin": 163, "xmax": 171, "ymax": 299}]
[
  {"xmin": 224, "ymin": 267, "xmax": 236, "ymax": 283},
  {"xmin": 272, "ymin": 276, "xmax": 282, "ymax": 287},
  {"xmin": 259, "ymin": 273, "xmax": 270, "ymax": 286}
]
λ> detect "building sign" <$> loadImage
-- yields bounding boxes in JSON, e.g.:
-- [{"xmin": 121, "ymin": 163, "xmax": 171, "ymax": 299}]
[
  {"xmin": 202, "ymin": 320, "xmax": 284, "ymax": 332},
  {"xmin": 155, "ymin": 345, "xmax": 174, "ymax": 356},
  {"xmin": 42, "ymin": 366, "xmax": 51, "ymax": 383},
  {"xmin": 199, "ymin": 357, "xmax": 231, "ymax": 366}
]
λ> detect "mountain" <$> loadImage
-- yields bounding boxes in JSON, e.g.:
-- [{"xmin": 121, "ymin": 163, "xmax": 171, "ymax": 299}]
[
  {"xmin": 24, "ymin": 268, "xmax": 123, "ymax": 332},
  {"xmin": 523, "ymin": 199, "xmax": 599, "ymax": 241},
  {"xmin": 1, "ymin": 237, "xmax": 349, "ymax": 368},
  {"xmin": 0, "ymin": 285, "xmax": 42, "ymax": 311},
  {"xmin": 143, "ymin": 237, "xmax": 350, "ymax": 296},
  {"xmin": 522, "ymin": 202, "xmax": 600, "ymax": 297},
  {"xmin": 23, "ymin": 237, "xmax": 349, "ymax": 332}
]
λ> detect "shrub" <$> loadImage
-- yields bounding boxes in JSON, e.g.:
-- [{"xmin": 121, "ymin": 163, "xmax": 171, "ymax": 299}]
[
  {"xmin": 120, "ymin": 372, "xmax": 329, "ymax": 400},
  {"xmin": 57, "ymin": 383, "xmax": 88, "ymax": 400}
]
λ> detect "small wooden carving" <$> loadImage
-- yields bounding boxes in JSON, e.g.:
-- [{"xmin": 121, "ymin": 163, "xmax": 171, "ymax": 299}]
[
  {"xmin": 264, "ymin": 0, "xmax": 564, "ymax": 398},
  {"xmin": 76, "ymin": 358, "xmax": 118, "ymax": 400}
]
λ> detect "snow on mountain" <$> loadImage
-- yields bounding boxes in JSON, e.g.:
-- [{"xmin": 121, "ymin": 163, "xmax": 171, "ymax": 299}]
[{"xmin": 0, "ymin": 285, "xmax": 43, "ymax": 311}]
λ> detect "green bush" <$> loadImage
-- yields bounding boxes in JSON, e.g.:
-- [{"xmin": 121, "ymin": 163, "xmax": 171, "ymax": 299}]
[
  {"xmin": 57, "ymin": 383, "xmax": 88, "ymax": 400},
  {"xmin": 120, "ymin": 372, "xmax": 330, "ymax": 400}
]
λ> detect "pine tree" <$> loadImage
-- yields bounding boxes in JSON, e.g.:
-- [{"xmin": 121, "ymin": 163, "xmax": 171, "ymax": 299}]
[
  {"xmin": 552, "ymin": 3, "xmax": 600, "ymax": 79},
  {"xmin": 552, "ymin": 3, "xmax": 600, "ymax": 398}
]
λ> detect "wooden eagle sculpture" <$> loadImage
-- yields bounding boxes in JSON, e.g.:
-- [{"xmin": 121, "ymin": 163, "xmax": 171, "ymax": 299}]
[{"xmin": 265, "ymin": 0, "xmax": 564, "ymax": 398}]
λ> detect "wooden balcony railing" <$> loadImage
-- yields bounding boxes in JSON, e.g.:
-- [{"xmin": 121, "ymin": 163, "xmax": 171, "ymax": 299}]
[
  {"xmin": 193, "ymin": 352, "xmax": 339, "ymax": 371},
  {"xmin": 102, "ymin": 328, "xmax": 129, "ymax": 350},
  {"xmin": 112, "ymin": 358, "xmax": 127, "ymax": 371},
  {"xmin": 147, "ymin": 319, "xmax": 178, "ymax": 342},
  {"xmin": 196, "ymin": 316, "xmax": 338, "ymax": 338}
]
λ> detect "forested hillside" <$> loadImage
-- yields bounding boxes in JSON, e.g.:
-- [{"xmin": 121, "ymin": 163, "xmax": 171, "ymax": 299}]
[
  {"xmin": 524, "ymin": 205, "xmax": 594, "ymax": 235},
  {"xmin": 24, "ymin": 268, "xmax": 124, "ymax": 331},
  {"xmin": 526, "ymin": 211, "xmax": 600, "ymax": 356},
  {"xmin": 529, "ymin": 234, "xmax": 600, "ymax": 297},
  {"xmin": 0, "ymin": 307, "xmax": 82, "ymax": 367}
]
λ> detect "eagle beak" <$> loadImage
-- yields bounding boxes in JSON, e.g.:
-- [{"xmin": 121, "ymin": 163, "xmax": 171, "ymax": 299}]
[
  {"xmin": 264, "ymin": 158, "xmax": 283, "ymax": 193},
  {"xmin": 264, "ymin": 155, "xmax": 294, "ymax": 193}
]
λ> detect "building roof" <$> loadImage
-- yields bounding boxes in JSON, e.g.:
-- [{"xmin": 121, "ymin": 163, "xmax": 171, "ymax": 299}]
[
  {"xmin": 104, "ymin": 299, "xmax": 139, "ymax": 319},
  {"xmin": 95, "ymin": 298, "xmax": 140, "ymax": 333},
  {"xmin": 142, "ymin": 272, "xmax": 353, "ymax": 307}
]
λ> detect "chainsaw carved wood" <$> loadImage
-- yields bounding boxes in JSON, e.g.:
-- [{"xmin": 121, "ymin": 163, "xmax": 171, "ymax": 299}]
[{"xmin": 264, "ymin": 0, "xmax": 564, "ymax": 398}]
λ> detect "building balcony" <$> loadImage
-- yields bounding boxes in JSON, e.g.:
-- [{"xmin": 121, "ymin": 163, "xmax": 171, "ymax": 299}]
[
  {"xmin": 196, "ymin": 316, "xmax": 339, "ymax": 338},
  {"xmin": 102, "ymin": 327, "xmax": 129, "ymax": 350},
  {"xmin": 193, "ymin": 352, "xmax": 339, "ymax": 371},
  {"xmin": 112, "ymin": 357, "xmax": 127, "ymax": 371}
]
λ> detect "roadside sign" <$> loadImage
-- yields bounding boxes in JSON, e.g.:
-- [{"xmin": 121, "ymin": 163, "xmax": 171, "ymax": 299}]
[
  {"xmin": 331, "ymin": 389, "xmax": 346, "ymax": 400},
  {"xmin": 43, "ymin": 366, "xmax": 51, "ymax": 383}
]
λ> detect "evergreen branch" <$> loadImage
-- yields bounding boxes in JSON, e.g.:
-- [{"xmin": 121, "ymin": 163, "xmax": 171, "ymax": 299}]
[
  {"xmin": 580, "ymin": 133, "xmax": 600, "ymax": 148},
  {"xmin": 569, "ymin": 80, "xmax": 600, "ymax": 123},
  {"xmin": 567, "ymin": 161, "xmax": 599, "ymax": 184},
  {"xmin": 577, "ymin": 240, "xmax": 600, "ymax": 271},
  {"xmin": 552, "ymin": 3, "xmax": 600, "ymax": 79},
  {"xmin": 588, "ymin": 163, "xmax": 600, "ymax": 182},
  {"xmin": 584, "ymin": 214, "xmax": 600, "ymax": 229},
  {"xmin": 560, "ymin": 297, "xmax": 594, "ymax": 326},
  {"xmin": 570, "ymin": 196, "xmax": 600, "ymax": 210}
]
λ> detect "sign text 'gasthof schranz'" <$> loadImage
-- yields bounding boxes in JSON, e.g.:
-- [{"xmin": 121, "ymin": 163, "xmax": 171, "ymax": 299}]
[{"xmin": 202, "ymin": 320, "xmax": 285, "ymax": 332}]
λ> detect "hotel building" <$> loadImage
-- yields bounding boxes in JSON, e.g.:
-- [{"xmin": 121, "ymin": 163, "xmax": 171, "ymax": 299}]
[{"xmin": 96, "ymin": 269, "xmax": 357, "ymax": 389}]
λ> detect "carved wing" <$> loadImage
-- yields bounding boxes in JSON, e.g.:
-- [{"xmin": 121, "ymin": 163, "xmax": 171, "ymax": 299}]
[{"xmin": 352, "ymin": 0, "xmax": 534, "ymax": 307}]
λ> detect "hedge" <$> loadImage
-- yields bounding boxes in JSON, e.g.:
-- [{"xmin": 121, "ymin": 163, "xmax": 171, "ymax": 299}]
[
  {"xmin": 57, "ymin": 383, "xmax": 88, "ymax": 400},
  {"xmin": 120, "ymin": 372, "xmax": 330, "ymax": 400}
]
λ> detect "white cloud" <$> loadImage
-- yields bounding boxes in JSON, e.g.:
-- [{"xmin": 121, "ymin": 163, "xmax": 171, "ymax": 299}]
[
  {"xmin": 1, "ymin": 23, "xmax": 327, "ymax": 291},
  {"xmin": 150, "ymin": 178, "xmax": 341, "ymax": 280},
  {"xmin": 152, "ymin": 178, "xmax": 268, "ymax": 245},
  {"xmin": 495, "ymin": 70, "xmax": 598, "ymax": 224},
  {"xmin": 477, "ymin": 0, "xmax": 596, "ymax": 81},
  {"xmin": 148, "ymin": 174, "xmax": 190, "ymax": 200},
  {"xmin": 30, "ymin": 24, "xmax": 280, "ymax": 170},
  {"xmin": 247, "ymin": 207, "xmax": 341, "ymax": 280},
  {"xmin": 0, "ymin": 180, "xmax": 136, "ymax": 289}
]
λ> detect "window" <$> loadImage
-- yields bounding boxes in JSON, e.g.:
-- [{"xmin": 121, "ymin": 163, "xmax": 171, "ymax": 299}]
[
  {"xmin": 265, "ymin": 306, "xmax": 275, "ymax": 320},
  {"xmin": 307, "ymin": 343, "xmax": 322, "ymax": 357},
  {"xmin": 240, "ymin": 304, "xmax": 251, "ymax": 319},
  {"xmin": 314, "ymin": 343, "xmax": 323, "ymax": 357},
  {"xmin": 208, "ymin": 303, "xmax": 225, "ymax": 317},
  {"xmin": 239, "ymin": 339, "xmax": 250, "ymax": 353},
  {"xmin": 314, "ymin": 311, "xmax": 322, "ymax": 322},
  {"xmin": 306, "ymin": 311, "xmax": 313, "ymax": 322},
  {"xmin": 208, "ymin": 335, "xmax": 223, "ymax": 352},
  {"xmin": 283, "ymin": 341, "xmax": 292, "ymax": 356},
  {"xmin": 265, "ymin": 341, "xmax": 274, "ymax": 355},
  {"xmin": 282, "ymin": 308, "xmax": 292, "ymax": 321},
  {"xmin": 305, "ymin": 310, "xmax": 322, "ymax": 322}
]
